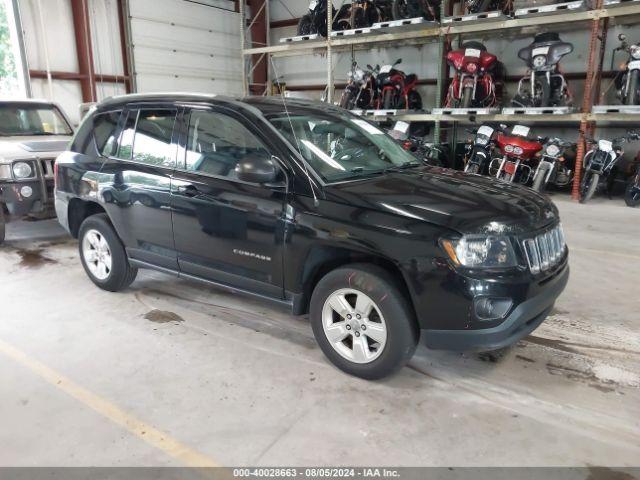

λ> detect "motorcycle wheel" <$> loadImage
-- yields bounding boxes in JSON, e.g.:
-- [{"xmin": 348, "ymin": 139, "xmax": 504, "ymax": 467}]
[
  {"xmin": 461, "ymin": 86, "xmax": 473, "ymax": 108},
  {"xmin": 340, "ymin": 90, "xmax": 355, "ymax": 110},
  {"xmin": 532, "ymin": 165, "xmax": 548, "ymax": 193},
  {"xmin": 392, "ymin": 0, "xmax": 434, "ymax": 20},
  {"xmin": 579, "ymin": 171, "xmax": 599, "ymax": 204},
  {"xmin": 624, "ymin": 173, "xmax": 640, "ymax": 207},
  {"xmin": 407, "ymin": 90, "xmax": 422, "ymax": 110},
  {"xmin": 465, "ymin": 163, "xmax": 480, "ymax": 174},
  {"xmin": 297, "ymin": 14, "xmax": 314, "ymax": 35},
  {"xmin": 383, "ymin": 90, "xmax": 394, "ymax": 109},
  {"xmin": 469, "ymin": 0, "xmax": 492, "ymax": 13},
  {"xmin": 626, "ymin": 70, "xmax": 639, "ymax": 106},
  {"xmin": 0, "ymin": 206, "xmax": 5, "ymax": 244},
  {"xmin": 534, "ymin": 78, "xmax": 552, "ymax": 107}
]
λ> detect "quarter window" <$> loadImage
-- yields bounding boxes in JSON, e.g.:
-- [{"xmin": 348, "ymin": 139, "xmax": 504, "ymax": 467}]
[
  {"xmin": 93, "ymin": 110, "xmax": 121, "ymax": 157},
  {"xmin": 185, "ymin": 110, "xmax": 270, "ymax": 179}
]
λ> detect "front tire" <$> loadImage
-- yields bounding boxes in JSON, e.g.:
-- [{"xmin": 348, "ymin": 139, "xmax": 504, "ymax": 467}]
[
  {"xmin": 532, "ymin": 164, "xmax": 548, "ymax": 192},
  {"xmin": 579, "ymin": 171, "xmax": 599, "ymax": 204},
  {"xmin": 297, "ymin": 14, "xmax": 313, "ymax": 36},
  {"xmin": 625, "ymin": 172, "xmax": 640, "ymax": 207},
  {"xmin": 78, "ymin": 213, "xmax": 137, "ymax": 292},
  {"xmin": 461, "ymin": 86, "xmax": 473, "ymax": 108},
  {"xmin": 309, "ymin": 264, "xmax": 418, "ymax": 380},
  {"xmin": 626, "ymin": 70, "xmax": 639, "ymax": 106},
  {"xmin": 465, "ymin": 163, "xmax": 480, "ymax": 174}
]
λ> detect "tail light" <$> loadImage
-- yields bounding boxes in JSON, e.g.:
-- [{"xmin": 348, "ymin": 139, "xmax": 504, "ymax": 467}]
[{"xmin": 466, "ymin": 63, "xmax": 478, "ymax": 73}]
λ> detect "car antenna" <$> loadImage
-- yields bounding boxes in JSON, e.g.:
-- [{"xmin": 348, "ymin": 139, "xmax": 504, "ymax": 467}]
[{"xmin": 269, "ymin": 56, "xmax": 320, "ymax": 207}]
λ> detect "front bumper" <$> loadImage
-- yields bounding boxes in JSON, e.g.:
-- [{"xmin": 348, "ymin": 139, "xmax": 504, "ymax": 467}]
[
  {"xmin": 422, "ymin": 262, "xmax": 569, "ymax": 352},
  {"xmin": 0, "ymin": 179, "xmax": 54, "ymax": 217}
]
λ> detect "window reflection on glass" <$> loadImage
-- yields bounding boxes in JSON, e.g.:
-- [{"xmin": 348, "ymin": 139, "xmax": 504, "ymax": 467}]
[
  {"xmin": 185, "ymin": 111, "xmax": 269, "ymax": 179},
  {"xmin": 93, "ymin": 111, "xmax": 122, "ymax": 157},
  {"xmin": 0, "ymin": 105, "xmax": 73, "ymax": 136},
  {"xmin": 132, "ymin": 110, "xmax": 177, "ymax": 168}
]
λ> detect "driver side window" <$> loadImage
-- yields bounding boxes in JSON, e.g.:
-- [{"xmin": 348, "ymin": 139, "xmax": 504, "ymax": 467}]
[{"xmin": 185, "ymin": 110, "xmax": 270, "ymax": 180}]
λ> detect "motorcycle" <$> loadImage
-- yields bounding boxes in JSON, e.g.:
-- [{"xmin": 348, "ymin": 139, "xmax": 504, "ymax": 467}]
[
  {"xmin": 376, "ymin": 58, "xmax": 422, "ymax": 110},
  {"xmin": 580, "ymin": 131, "xmax": 640, "ymax": 203},
  {"xmin": 334, "ymin": 1, "xmax": 385, "ymax": 31},
  {"xmin": 391, "ymin": 0, "xmax": 441, "ymax": 21},
  {"xmin": 297, "ymin": 0, "xmax": 337, "ymax": 37},
  {"xmin": 465, "ymin": 0, "xmax": 511, "ymax": 13},
  {"xmin": 613, "ymin": 33, "xmax": 640, "ymax": 106},
  {"xmin": 445, "ymin": 41, "xmax": 498, "ymax": 108},
  {"xmin": 531, "ymin": 138, "xmax": 575, "ymax": 193},
  {"xmin": 340, "ymin": 63, "xmax": 379, "ymax": 109},
  {"xmin": 489, "ymin": 124, "xmax": 543, "ymax": 184},
  {"xmin": 625, "ymin": 155, "xmax": 640, "ymax": 207},
  {"xmin": 388, "ymin": 121, "xmax": 445, "ymax": 166},
  {"xmin": 464, "ymin": 125, "xmax": 496, "ymax": 174},
  {"xmin": 512, "ymin": 32, "xmax": 573, "ymax": 108}
]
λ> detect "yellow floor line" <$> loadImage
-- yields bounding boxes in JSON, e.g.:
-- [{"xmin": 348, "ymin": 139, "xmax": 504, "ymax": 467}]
[{"xmin": 0, "ymin": 338, "xmax": 219, "ymax": 467}]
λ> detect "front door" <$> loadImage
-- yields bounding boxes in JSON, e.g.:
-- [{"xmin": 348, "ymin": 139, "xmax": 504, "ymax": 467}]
[{"xmin": 170, "ymin": 107, "xmax": 287, "ymax": 299}]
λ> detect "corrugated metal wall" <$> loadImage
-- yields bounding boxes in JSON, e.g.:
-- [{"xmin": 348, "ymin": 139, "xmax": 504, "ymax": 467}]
[{"xmin": 127, "ymin": 0, "xmax": 242, "ymax": 95}]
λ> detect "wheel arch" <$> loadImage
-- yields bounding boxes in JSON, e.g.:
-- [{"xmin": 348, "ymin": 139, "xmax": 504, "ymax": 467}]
[
  {"xmin": 68, "ymin": 199, "xmax": 107, "ymax": 238},
  {"xmin": 295, "ymin": 246, "xmax": 416, "ymax": 321}
]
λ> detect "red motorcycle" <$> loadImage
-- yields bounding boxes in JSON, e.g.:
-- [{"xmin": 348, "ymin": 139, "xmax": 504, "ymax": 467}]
[
  {"xmin": 445, "ymin": 41, "xmax": 498, "ymax": 108},
  {"xmin": 376, "ymin": 58, "xmax": 422, "ymax": 110},
  {"xmin": 489, "ymin": 125, "xmax": 543, "ymax": 184}
]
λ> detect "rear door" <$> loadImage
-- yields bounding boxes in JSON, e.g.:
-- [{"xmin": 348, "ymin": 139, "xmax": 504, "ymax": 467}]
[
  {"xmin": 98, "ymin": 106, "xmax": 179, "ymax": 270},
  {"xmin": 170, "ymin": 106, "xmax": 287, "ymax": 299}
]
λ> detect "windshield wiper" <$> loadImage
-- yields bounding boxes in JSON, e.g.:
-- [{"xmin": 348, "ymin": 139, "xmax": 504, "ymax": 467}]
[{"xmin": 383, "ymin": 161, "xmax": 421, "ymax": 173}]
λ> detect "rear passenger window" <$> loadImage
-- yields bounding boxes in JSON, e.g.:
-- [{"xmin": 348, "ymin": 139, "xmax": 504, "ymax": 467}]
[
  {"xmin": 185, "ymin": 110, "xmax": 269, "ymax": 179},
  {"xmin": 93, "ymin": 110, "xmax": 121, "ymax": 156},
  {"xmin": 133, "ymin": 110, "xmax": 177, "ymax": 168}
]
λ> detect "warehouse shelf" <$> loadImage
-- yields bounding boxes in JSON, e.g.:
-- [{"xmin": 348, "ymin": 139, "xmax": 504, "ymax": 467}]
[{"xmin": 243, "ymin": 4, "xmax": 640, "ymax": 58}]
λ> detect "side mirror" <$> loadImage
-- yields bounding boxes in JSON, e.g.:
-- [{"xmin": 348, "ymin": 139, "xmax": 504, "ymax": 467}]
[
  {"xmin": 236, "ymin": 154, "xmax": 279, "ymax": 184},
  {"xmin": 395, "ymin": 58, "xmax": 402, "ymax": 65},
  {"xmin": 619, "ymin": 33, "xmax": 627, "ymax": 42}
]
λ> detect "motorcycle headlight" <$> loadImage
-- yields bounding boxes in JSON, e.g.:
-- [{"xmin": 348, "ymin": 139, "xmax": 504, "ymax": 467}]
[
  {"xmin": 546, "ymin": 144, "xmax": 561, "ymax": 157},
  {"xmin": 441, "ymin": 235, "xmax": 519, "ymax": 269},
  {"xmin": 631, "ymin": 45, "xmax": 640, "ymax": 60},
  {"xmin": 12, "ymin": 161, "xmax": 33, "ymax": 179},
  {"xmin": 476, "ymin": 135, "xmax": 490, "ymax": 146},
  {"xmin": 513, "ymin": 146, "xmax": 524, "ymax": 156},
  {"xmin": 504, "ymin": 145, "xmax": 514, "ymax": 153},
  {"xmin": 533, "ymin": 55, "xmax": 546, "ymax": 68}
]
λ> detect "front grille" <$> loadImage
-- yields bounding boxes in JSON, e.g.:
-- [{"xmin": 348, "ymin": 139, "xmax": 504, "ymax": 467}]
[
  {"xmin": 522, "ymin": 224, "xmax": 566, "ymax": 274},
  {"xmin": 39, "ymin": 158, "xmax": 55, "ymax": 178}
]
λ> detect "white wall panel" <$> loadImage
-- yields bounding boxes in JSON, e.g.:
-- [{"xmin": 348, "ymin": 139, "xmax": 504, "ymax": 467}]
[
  {"xmin": 30, "ymin": 78, "xmax": 84, "ymax": 125},
  {"xmin": 129, "ymin": 0, "xmax": 242, "ymax": 95},
  {"xmin": 89, "ymin": 0, "xmax": 124, "ymax": 77}
]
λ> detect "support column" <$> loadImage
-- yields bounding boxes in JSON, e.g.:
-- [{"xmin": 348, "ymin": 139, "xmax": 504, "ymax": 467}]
[
  {"xmin": 249, "ymin": 0, "xmax": 268, "ymax": 95},
  {"xmin": 326, "ymin": 1, "xmax": 333, "ymax": 104},
  {"xmin": 70, "ymin": 0, "xmax": 96, "ymax": 102}
]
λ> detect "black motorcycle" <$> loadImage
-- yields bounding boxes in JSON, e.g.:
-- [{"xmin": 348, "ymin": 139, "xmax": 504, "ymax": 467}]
[
  {"xmin": 512, "ymin": 32, "xmax": 573, "ymax": 108},
  {"xmin": 531, "ymin": 138, "xmax": 575, "ymax": 193},
  {"xmin": 297, "ymin": 0, "xmax": 337, "ymax": 37},
  {"xmin": 613, "ymin": 33, "xmax": 640, "ymax": 106},
  {"xmin": 465, "ymin": 0, "xmax": 510, "ymax": 13},
  {"xmin": 464, "ymin": 125, "xmax": 495, "ymax": 174},
  {"xmin": 339, "ymin": 62, "xmax": 379, "ymax": 110},
  {"xmin": 580, "ymin": 131, "xmax": 640, "ymax": 203},
  {"xmin": 391, "ymin": 0, "xmax": 441, "ymax": 21}
]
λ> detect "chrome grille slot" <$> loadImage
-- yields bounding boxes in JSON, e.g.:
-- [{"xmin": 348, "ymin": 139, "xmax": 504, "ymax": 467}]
[
  {"xmin": 523, "ymin": 224, "xmax": 566, "ymax": 274},
  {"xmin": 39, "ymin": 158, "xmax": 55, "ymax": 178}
]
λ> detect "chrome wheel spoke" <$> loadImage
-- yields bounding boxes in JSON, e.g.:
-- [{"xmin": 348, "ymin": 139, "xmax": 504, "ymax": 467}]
[
  {"xmin": 85, "ymin": 250, "xmax": 98, "ymax": 263},
  {"xmin": 355, "ymin": 294, "xmax": 373, "ymax": 317},
  {"xmin": 351, "ymin": 335, "xmax": 370, "ymax": 363},
  {"xmin": 83, "ymin": 229, "xmax": 112, "ymax": 280},
  {"xmin": 327, "ymin": 293, "xmax": 353, "ymax": 319},
  {"xmin": 363, "ymin": 321, "xmax": 386, "ymax": 344},
  {"xmin": 325, "ymin": 323, "xmax": 348, "ymax": 343}
]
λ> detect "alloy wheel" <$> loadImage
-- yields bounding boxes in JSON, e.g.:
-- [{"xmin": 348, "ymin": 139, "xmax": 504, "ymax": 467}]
[
  {"xmin": 321, "ymin": 288, "xmax": 388, "ymax": 364},
  {"xmin": 82, "ymin": 229, "xmax": 113, "ymax": 280}
]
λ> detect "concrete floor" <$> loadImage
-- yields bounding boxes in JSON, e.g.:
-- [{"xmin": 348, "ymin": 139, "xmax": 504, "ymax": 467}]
[{"xmin": 0, "ymin": 195, "xmax": 639, "ymax": 467}]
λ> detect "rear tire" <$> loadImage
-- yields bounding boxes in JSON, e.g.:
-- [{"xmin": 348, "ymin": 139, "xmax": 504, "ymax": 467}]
[
  {"xmin": 465, "ymin": 163, "xmax": 480, "ymax": 174},
  {"xmin": 382, "ymin": 89, "xmax": 394, "ymax": 109},
  {"xmin": 0, "ymin": 207, "xmax": 5, "ymax": 245},
  {"xmin": 309, "ymin": 264, "xmax": 418, "ymax": 380},
  {"xmin": 626, "ymin": 70, "xmax": 639, "ymax": 106},
  {"xmin": 579, "ymin": 171, "xmax": 599, "ymax": 204},
  {"xmin": 78, "ymin": 213, "xmax": 137, "ymax": 292}
]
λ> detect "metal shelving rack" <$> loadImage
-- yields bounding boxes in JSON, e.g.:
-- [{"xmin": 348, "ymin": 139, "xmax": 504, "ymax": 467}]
[{"xmin": 239, "ymin": 1, "xmax": 640, "ymax": 199}]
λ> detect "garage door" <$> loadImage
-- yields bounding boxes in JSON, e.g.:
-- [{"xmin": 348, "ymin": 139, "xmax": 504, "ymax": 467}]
[{"xmin": 128, "ymin": 0, "xmax": 242, "ymax": 96}]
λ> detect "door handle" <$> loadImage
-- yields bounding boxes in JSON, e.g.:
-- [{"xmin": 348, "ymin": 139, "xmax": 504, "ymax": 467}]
[{"xmin": 176, "ymin": 184, "xmax": 199, "ymax": 197}]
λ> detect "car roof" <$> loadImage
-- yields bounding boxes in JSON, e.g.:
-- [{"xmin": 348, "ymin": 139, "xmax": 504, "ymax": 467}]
[
  {"xmin": 0, "ymin": 98, "xmax": 59, "ymax": 108},
  {"xmin": 95, "ymin": 92, "xmax": 345, "ymax": 117}
]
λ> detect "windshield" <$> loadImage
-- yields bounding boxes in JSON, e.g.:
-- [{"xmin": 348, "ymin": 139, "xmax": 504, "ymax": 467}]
[
  {"xmin": 0, "ymin": 104, "xmax": 73, "ymax": 136},
  {"xmin": 268, "ymin": 109, "xmax": 420, "ymax": 183}
]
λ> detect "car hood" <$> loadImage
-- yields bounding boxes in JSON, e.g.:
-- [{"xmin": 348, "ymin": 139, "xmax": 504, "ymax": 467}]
[
  {"xmin": 0, "ymin": 136, "xmax": 71, "ymax": 163},
  {"xmin": 325, "ymin": 166, "xmax": 559, "ymax": 235}
]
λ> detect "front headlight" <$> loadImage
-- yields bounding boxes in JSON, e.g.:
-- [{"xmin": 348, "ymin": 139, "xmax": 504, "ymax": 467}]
[
  {"xmin": 631, "ymin": 45, "xmax": 640, "ymax": 60},
  {"xmin": 533, "ymin": 55, "xmax": 546, "ymax": 68},
  {"xmin": 441, "ymin": 235, "xmax": 519, "ymax": 268},
  {"xmin": 13, "ymin": 161, "xmax": 33, "ymax": 179},
  {"xmin": 546, "ymin": 144, "xmax": 560, "ymax": 157}
]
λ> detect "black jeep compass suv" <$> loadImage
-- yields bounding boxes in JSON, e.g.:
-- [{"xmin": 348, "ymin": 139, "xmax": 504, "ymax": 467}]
[{"xmin": 55, "ymin": 93, "xmax": 569, "ymax": 379}]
